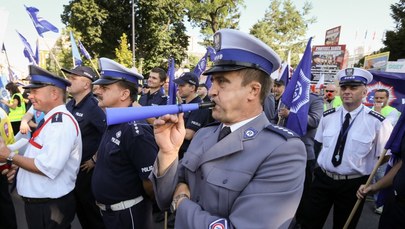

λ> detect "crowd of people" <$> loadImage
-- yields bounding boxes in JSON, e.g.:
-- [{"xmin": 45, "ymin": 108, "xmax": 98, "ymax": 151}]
[{"xmin": 0, "ymin": 28, "xmax": 404, "ymax": 229}]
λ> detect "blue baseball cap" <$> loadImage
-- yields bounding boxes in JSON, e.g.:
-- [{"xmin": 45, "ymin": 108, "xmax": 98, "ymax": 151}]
[
  {"xmin": 23, "ymin": 65, "xmax": 71, "ymax": 90},
  {"xmin": 61, "ymin": 66, "xmax": 97, "ymax": 81},
  {"xmin": 337, "ymin": 68, "xmax": 373, "ymax": 86},
  {"xmin": 174, "ymin": 72, "xmax": 199, "ymax": 87},
  {"xmin": 203, "ymin": 29, "xmax": 281, "ymax": 76},
  {"xmin": 93, "ymin": 58, "xmax": 143, "ymax": 86}
]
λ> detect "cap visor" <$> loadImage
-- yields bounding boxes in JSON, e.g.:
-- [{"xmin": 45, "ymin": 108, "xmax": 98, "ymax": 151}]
[
  {"xmin": 93, "ymin": 78, "xmax": 119, "ymax": 85},
  {"xmin": 62, "ymin": 68, "xmax": 93, "ymax": 81},
  {"xmin": 339, "ymin": 81, "xmax": 365, "ymax": 86},
  {"xmin": 203, "ymin": 65, "xmax": 247, "ymax": 75}
]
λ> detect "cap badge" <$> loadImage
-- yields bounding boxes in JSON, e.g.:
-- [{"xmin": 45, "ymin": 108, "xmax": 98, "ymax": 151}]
[
  {"xmin": 345, "ymin": 68, "xmax": 354, "ymax": 77},
  {"xmin": 244, "ymin": 128, "xmax": 258, "ymax": 139},
  {"xmin": 213, "ymin": 32, "xmax": 222, "ymax": 52}
]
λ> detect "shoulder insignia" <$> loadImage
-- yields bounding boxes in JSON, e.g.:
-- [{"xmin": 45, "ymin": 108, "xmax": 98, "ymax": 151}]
[
  {"xmin": 128, "ymin": 121, "xmax": 146, "ymax": 136},
  {"xmin": 265, "ymin": 124, "xmax": 298, "ymax": 140},
  {"xmin": 368, "ymin": 110, "xmax": 385, "ymax": 122},
  {"xmin": 51, "ymin": 113, "xmax": 63, "ymax": 123},
  {"xmin": 323, "ymin": 108, "xmax": 336, "ymax": 117}
]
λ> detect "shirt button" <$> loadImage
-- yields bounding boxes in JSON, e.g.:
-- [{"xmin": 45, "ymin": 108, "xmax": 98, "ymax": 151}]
[
  {"xmin": 223, "ymin": 179, "xmax": 228, "ymax": 184},
  {"xmin": 196, "ymin": 196, "xmax": 200, "ymax": 202}
]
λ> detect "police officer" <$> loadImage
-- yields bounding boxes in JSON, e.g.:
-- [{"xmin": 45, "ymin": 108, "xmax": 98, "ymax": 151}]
[
  {"xmin": 92, "ymin": 58, "xmax": 158, "ymax": 229},
  {"xmin": 0, "ymin": 65, "xmax": 82, "ymax": 229},
  {"xmin": 62, "ymin": 66, "xmax": 106, "ymax": 229},
  {"xmin": 174, "ymin": 72, "xmax": 211, "ymax": 159},
  {"xmin": 138, "ymin": 67, "xmax": 167, "ymax": 107},
  {"xmin": 150, "ymin": 29, "xmax": 306, "ymax": 228},
  {"xmin": 301, "ymin": 68, "xmax": 393, "ymax": 229}
]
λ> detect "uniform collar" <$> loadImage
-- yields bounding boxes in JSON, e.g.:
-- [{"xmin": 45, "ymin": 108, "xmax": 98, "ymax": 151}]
[
  {"xmin": 222, "ymin": 113, "xmax": 261, "ymax": 132},
  {"xmin": 342, "ymin": 104, "xmax": 363, "ymax": 118}
]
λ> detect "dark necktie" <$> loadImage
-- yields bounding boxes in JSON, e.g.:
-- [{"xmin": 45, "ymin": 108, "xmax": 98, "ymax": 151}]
[
  {"xmin": 218, "ymin": 126, "xmax": 231, "ymax": 142},
  {"xmin": 332, "ymin": 113, "xmax": 351, "ymax": 167}
]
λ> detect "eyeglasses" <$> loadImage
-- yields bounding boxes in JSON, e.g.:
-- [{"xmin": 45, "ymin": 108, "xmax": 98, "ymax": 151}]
[{"xmin": 325, "ymin": 90, "xmax": 335, "ymax": 93}]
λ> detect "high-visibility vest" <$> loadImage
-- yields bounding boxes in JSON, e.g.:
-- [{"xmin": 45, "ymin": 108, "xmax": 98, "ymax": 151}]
[
  {"xmin": 324, "ymin": 96, "xmax": 343, "ymax": 111},
  {"xmin": 381, "ymin": 105, "xmax": 397, "ymax": 117},
  {"xmin": 0, "ymin": 107, "xmax": 14, "ymax": 144},
  {"xmin": 8, "ymin": 93, "xmax": 26, "ymax": 122}
]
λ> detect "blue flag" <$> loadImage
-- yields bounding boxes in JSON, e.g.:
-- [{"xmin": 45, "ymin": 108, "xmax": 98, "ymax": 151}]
[
  {"xmin": 25, "ymin": 5, "xmax": 59, "ymax": 37},
  {"xmin": 78, "ymin": 40, "xmax": 92, "ymax": 60},
  {"xmin": 385, "ymin": 105, "xmax": 405, "ymax": 153},
  {"xmin": 16, "ymin": 31, "xmax": 37, "ymax": 65},
  {"xmin": 193, "ymin": 49, "xmax": 209, "ymax": 78},
  {"xmin": 167, "ymin": 58, "xmax": 177, "ymax": 105},
  {"xmin": 279, "ymin": 63, "xmax": 290, "ymax": 87},
  {"xmin": 34, "ymin": 39, "xmax": 39, "ymax": 64},
  {"xmin": 207, "ymin": 46, "xmax": 216, "ymax": 61},
  {"xmin": 205, "ymin": 75, "xmax": 212, "ymax": 90},
  {"xmin": 281, "ymin": 38, "xmax": 312, "ymax": 136},
  {"xmin": 70, "ymin": 32, "xmax": 82, "ymax": 66}
]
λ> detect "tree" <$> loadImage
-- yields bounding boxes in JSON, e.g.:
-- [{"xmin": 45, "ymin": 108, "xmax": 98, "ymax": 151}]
[
  {"xmin": 186, "ymin": 0, "xmax": 244, "ymax": 46},
  {"xmin": 61, "ymin": 0, "xmax": 190, "ymax": 73},
  {"xmin": 115, "ymin": 33, "xmax": 133, "ymax": 68},
  {"xmin": 380, "ymin": 0, "xmax": 405, "ymax": 61},
  {"xmin": 250, "ymin": 0, "xmax": 315, "ymax": 66}
]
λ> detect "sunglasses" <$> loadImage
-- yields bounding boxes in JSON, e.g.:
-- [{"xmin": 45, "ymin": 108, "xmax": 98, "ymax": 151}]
[{"xmin": 325, "ymin": 90, "xmax": 335, "ymax": 93}]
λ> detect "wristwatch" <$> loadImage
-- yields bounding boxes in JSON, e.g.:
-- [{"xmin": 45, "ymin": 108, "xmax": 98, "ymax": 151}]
[
  {"xmin": 170, "ymin": 193, "xmax": 190, "ymax": 213},
  {"xmin": 6, "ymin": 151, "xmax": 16, "ymax": 165}
]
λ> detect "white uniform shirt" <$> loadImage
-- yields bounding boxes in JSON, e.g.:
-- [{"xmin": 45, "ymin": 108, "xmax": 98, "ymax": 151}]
[
  {"xmin": 17, "ymin": 105, "xmax": 82, "ymax": 198},
  {"xmin": 315, "ymin": 105, "xmax": 392, "ymax": 175}
]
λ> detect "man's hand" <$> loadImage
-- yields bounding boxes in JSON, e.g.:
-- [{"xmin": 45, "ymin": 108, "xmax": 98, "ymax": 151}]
[
  {"xmin": 173, "ymin": 182, "xmax": 190, "ymax": 209},
  {"xmin": 2, "ymin": 164, "xmax": 18, "ymax": 183},
  {"xmin": 80, "ymin": 159, "xmax": 95, "ymax": 173},
  {"xmin": 154, "ymin": 113, "xmax": 185, "ymax": 155},
  {"xmin": 20, "ymin": 121, "xmax": 32, "ymax": 134},
  {"xmin": 0, "ymin": 138, "xmax": 11, "ymax": 163},
  {"xmin": 374, "ymin": 103, "xmax": 383, "ymax": 113},
  {"xmin": 278, "ymin": 107, "xmax": 290, "ymax": 118},
  {"xmin": 356, "ymin": 184, "xmax": 376, "ymax": 199}
]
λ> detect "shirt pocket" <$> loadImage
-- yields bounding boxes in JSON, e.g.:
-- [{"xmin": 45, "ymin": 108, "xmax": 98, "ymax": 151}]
[
  {"xmin": 206, "ymin": 167, "xmax": 252, "ymax": 214},
  {"xmin": 348, "ymin": 134, "xmax": 374, "ymax": 168}
]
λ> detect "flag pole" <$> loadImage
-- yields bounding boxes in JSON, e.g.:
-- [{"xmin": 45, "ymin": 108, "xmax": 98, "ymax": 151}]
[
  {"xmin": 88, "ymin": 59, "xmax": 101, "ymax": 78},
  {"xmin": 40, "ymin": 37, "xmax": 67, "ymax": 78},
  {"xmin": 2, "ymin": 44, "xmax": 14, "ymax": 82},
  {"xmin": 343, "ymin": 149, "xmax": 388, "ymax": 229}
]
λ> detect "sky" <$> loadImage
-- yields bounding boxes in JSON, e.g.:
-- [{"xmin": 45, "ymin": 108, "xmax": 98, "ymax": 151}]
[{"xmin": 0, "ymin": 0, "xmax": 399, "ymax": 76}]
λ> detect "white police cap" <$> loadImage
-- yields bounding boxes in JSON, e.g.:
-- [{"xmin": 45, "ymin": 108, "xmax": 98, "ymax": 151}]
[
  {"xmin": 93, "ymin": 57, "xmax": 143, "ymax": 86},
  {"xmin": 203, "ymin": 29, "xmax": 281, "ymax": 76},
  {"xmin": 337, "ymin": 67, "xmax": 373, "ymax": 86}
]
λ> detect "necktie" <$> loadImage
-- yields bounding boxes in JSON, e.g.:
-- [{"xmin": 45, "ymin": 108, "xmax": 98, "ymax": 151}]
[
  {"xmin": 331, "ymin": 113, "xmax": 351, "ymax": 167},
  {"xmin": 218, "ymin": 126, "xmax": 231, "ymax": 142}
]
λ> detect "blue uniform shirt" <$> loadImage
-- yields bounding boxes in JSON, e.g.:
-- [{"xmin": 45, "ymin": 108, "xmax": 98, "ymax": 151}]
[
  {"xmin": 138, "ymin": 89, "xmax": 167, "ymax": 106},
  {"xmin": 92, "ymin": 120, "xmax": 158, "ymax": 204},
  {"xmin": 66, "ymin": 93, "xmax": 106, "ymax": 163},
  {"xmin": 179, "ymin": 96, "xmax": 211, "ymax": 157}
]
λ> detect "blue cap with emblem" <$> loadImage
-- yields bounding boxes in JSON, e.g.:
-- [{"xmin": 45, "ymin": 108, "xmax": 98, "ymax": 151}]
[
  {"xmin": 61, "ymin": 66, "xmax": 97, "ymax": 82},
  {"xmin": 203, "ymin": 29, "xmax": 281, "ymax": 76},
  {"xmin": 337, "ymin": 67, "xmax": 373, "ymax": 86},
  {"xmin": 23, "ymin": 65, "xmax": 71, "ymax": 90},
  {"xmin": 174, "ymin": 72, "xmax": 199, "ymax": 87},
  {"xmin": 93, "ymin": 57, "xmax": 143, "ymax": 86}
]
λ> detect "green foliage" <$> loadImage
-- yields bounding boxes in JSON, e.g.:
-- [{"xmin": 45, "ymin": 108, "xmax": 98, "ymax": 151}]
[
  {"xmin": 250, "ymin": 0, "xmax": 315, "ymax": 66},
  {"xmin": 186, "ymin": 0, "xmax": 244, "ymax": 46},
  {"xmin": 115, "ymin": 33, "xmax": 133, "ymax": 68},
  {"xmin": 381, "ymin": 0, "xmax": 405, "ymax": 61}
]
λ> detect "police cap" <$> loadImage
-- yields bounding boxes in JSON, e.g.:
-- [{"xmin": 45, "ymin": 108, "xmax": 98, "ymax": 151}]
[
  {"xmin": 93, "ymin": 58, "xmax": 143, "ymax": 86},
  {"xmin": 23, "ymin": 65, "xmax": 71, "ymax": 90}
]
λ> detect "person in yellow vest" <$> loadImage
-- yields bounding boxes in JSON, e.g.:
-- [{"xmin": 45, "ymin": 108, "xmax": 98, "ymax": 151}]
[
  {"xmin": 373, "ymin": 89, "xmax": 401, "ymax": 126},
  {"xmin": 1, "ymin": 82, "xmax": 26, "ymax": 135},
  {"xmin": 323, "ymin": 84, "xmax": 342, "ymax": 110},
  {"xmin": 0, "ymin": 106, "xmax": 17, "ymax": 229}
]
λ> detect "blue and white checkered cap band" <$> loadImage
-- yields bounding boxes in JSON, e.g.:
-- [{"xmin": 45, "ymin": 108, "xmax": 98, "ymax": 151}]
[
  {"xmin": 339, "ymin": 75, "xmax": 368, "ymax": 84},
  {"xmin": 101, "ymin": 70, "xmax": 139, "ymax": 85},
  {"xmin": 30, "ymin": 74, "xmax": 69, "ymax": 89},
  {"xmin": 214, "ymin": 49, "xmax": 275, "ymax": 75}
]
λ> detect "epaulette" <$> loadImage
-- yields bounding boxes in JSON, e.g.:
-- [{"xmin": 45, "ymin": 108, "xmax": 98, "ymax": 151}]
[
  {"xmin": 323, "ymin": 108, "xmax": 336, "ymax": 117},
  {"xmin": 51, "ymin": 113, "xmax": 63, "ymax": 123},
  {"xmin": 265, "ymin": 124, "xmax": 298, "ymax": 140},
  {"xmin": 128, "ymin": 121, "xmax": 145, "ymax": 136},
  {"xmin": 368, "ymin": 110, "xmax": 385, "ymax": 122}
]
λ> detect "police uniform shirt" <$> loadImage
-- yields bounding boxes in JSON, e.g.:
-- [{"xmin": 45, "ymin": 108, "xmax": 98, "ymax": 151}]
[
  {"xmin": 92, "ymin": 121, "xmax": 158, "ymax": 205},
  {"xmin": 180, "ymin": 96, "xmax": 211, "ymax": 153},
  {"xmin": 66, "ymin": 92, "xmax": 106, "ymax": 162},
  {"xmin": 315, "ymin": 105, "xmax": 392, "ymax": 175},
  {"xmin": 17, "ymin": 105, "xmax": 82, "ymax": 198},
  {"xmin": 138, "ymin": 89, "xmax": 167, "ymax": 106}
]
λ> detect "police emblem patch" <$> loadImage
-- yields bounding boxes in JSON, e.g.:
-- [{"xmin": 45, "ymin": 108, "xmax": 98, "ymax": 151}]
[
  {"xmin": 209, "ymin": 218, "xmax": 228, "ymax": 229},
  {"xmin": 214, "ymin": 32, "xmax": 222, "ymax": 51},
  {"xmin": 345, "ymin": 68, "xmax": 354, "ymax": 77},
  {"xmin": 243, "ymin": 128, "xmax": 258, "ymax": 139}
]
